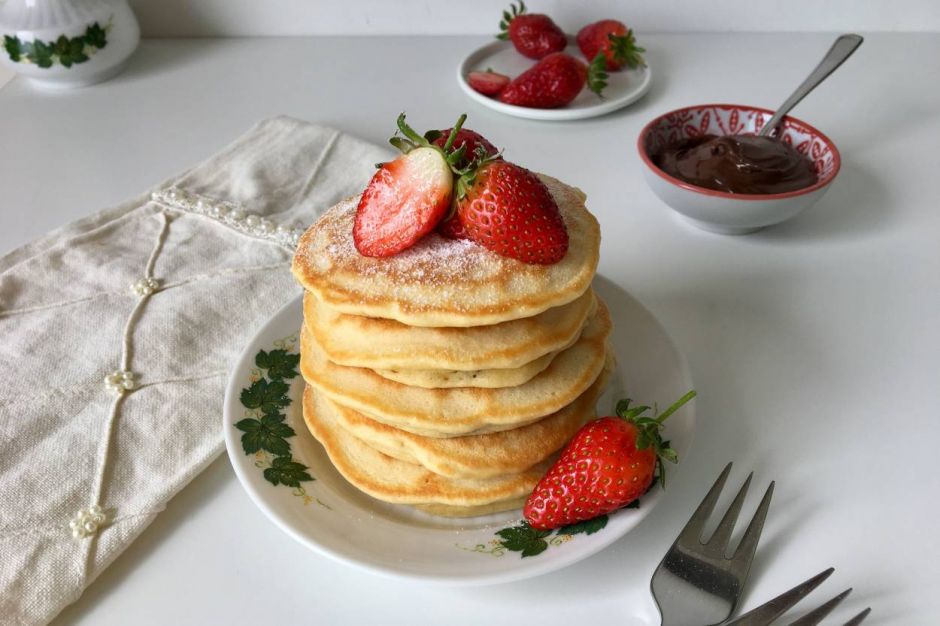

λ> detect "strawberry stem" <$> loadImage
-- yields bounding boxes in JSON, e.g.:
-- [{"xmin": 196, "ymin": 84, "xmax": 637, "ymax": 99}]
[
  {"xmin": 656, "ymin": 390, "xmax": 697, "ymax": 424},
  {"xmin": 442, "ymin": 114, "xmax": 467, "ymax": 152},
  {"xmin": 609, "ymin": 31, "xmax": 646, "ymax": 69},
  {"xmin": 396, "ymin": 113, "xmax": 426, "ymax": 145},
  {"xmin": 614, "ymin": 390, "xmax": 696, "ymax": 489}
]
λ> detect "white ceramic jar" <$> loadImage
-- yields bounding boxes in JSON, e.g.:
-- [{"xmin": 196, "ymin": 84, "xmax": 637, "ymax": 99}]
[{"xmin": 0, "ymin": 0, "xmax": 139, "ymax": 88}]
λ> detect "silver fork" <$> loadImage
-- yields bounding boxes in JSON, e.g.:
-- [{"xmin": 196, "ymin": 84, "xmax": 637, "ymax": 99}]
[
  {"xmin": 725, "ymin": 567, "xmax": 871, "ymax": 625},
  {"xmin": 651, "ymin": 463, "xmax": 774, "ymax": 626}
]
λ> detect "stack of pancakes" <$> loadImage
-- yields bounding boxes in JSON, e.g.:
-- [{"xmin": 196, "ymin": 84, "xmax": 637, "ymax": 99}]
[{"xmin": 292, "ymin": 174, "xmax": 613, "ymax": 517}]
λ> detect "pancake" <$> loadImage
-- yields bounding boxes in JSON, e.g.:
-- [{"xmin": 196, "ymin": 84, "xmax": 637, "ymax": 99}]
[
  {"xmin": 303, "ymin": 385, "xmax": 548, "ymax": 513},
  {"xmin": 328, "ymin": 359, "xmax": 612, "ymax": 478},
  {"xmin": 412, "ymin": 496, "xmax": 527, "ymax": 518},
  {"xmin": 303, "ymin": 288, "xmax": 595, "ymax": 372},
  {"xmin": 292, "ymin": 174, "xmax": 601, "ymax": 327},
  {"xmin": 371, "ymin": 346, "xmax": 562, "ymax": 389},
  {"xmin": 300, "ymin": 298, "xmax": 613, "ymax": 437}
]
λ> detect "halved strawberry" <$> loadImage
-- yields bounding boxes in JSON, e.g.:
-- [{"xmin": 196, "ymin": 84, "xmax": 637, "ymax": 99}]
[
  {"xmin": 467, "ymin": 70, "xmax": 511, "ymax": 97},
  {"xmin": 455, "ymin": 160, "xmax": 568, "ymax": 264},
  {"xmin": 353, "ymin": 114, "xmax": 470, "ymax": 257}
]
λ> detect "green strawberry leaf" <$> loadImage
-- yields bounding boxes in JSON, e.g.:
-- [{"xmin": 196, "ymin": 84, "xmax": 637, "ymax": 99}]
[
  {"xmin": 557, "ymin": 514, "xmax": 609, "ymax": 536},
  {"xmin": 255, "ymin": 349, "xmax": 300, "ymax": 381},
  {"xmin": 587, "ymin": 53, "xmax": 610, "ymax": 97},
  {"xmin": 263, "ymin": 456, "xmax": 313, "ymax": 487},
  {"xmin": 3, "ymin": 35, "xmax": 22, "ymax": 62},
  {"xmin": 625, "ymin": 499, "xmax": 640, "ymax": 509},
  {"xmin": 615, "ymin": 391, "xmax": 695, "ymax": 488},
  {"xmin": 495, "ymin": 521, "xmax": 551, "ymax": 557},
  {"xmin": 240, "ymin": 378, "xmax": 290, "ymax": 415}
]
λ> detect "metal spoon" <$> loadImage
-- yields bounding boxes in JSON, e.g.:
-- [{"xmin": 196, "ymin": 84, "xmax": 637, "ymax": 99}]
[{"xmin": 759, "ymin": 34, "xmax": 864, "ymax": 137}]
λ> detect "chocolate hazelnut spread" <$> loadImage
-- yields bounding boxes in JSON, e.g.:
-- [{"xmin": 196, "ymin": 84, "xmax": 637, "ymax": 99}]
[{"xmin": 653, "ymin": 134, "xmax": 818, "ymax": 194}]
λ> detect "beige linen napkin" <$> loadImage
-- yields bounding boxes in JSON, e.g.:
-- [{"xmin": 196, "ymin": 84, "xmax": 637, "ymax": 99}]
[{"xmin": 0, "ymin": 117, "xmax": 388, "ymax": 625}]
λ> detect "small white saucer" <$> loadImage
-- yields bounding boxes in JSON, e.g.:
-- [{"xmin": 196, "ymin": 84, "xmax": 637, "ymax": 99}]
[{"xmin": 457, "ymin": 38, "xmax": 652, "ymax": 121}]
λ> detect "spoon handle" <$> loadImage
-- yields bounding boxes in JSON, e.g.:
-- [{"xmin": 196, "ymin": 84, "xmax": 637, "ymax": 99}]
[{"xmin": 758, "ymin": 33, "xmax": 864, "ymax": 137}]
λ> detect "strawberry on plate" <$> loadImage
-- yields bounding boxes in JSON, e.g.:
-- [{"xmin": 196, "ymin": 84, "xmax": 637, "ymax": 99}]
[
  {"xmin": 524, "ymin": 390, "xmax": 696, "ymax": 530},
  {"xmin": 466, "ymin": 69, "xmax": 511, "ymax": 97},
  {"xmin": 576, "ymin": 19, "xmax": 646, "ymax": 71},
  {"xmin": 354, "ymin": 114, "xmax": 471, "ymax": 257},
  {"xmin": 498, "ymin": 52, "xmax": 608, "ymax": 109},
  {"xmin": 497, "ymin": 1, "xmax": 567, "ymax": 60},
  {"xmin": 454, "ymin": 159, "xmax": 568, "ymax": 264}
]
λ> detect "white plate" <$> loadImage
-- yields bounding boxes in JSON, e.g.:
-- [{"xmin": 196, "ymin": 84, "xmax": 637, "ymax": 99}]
[
  {"xmin": 223, "ymin": 276, "xmax": 694, "ymax": 585},
  {"xmin": 456, "ymin": 38, "xmax": 653, "ymax": 121}
]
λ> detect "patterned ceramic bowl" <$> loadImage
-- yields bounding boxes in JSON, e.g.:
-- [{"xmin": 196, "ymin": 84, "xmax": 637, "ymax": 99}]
[{"xmin": 637, "ymin": 104, "xmax": 841, "ymax": 234}]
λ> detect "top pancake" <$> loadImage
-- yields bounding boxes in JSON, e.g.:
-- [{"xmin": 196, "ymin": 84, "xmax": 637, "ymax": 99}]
[{"xmin": 292, "ymin": 174, "xmax": 601, "ymax": 327}]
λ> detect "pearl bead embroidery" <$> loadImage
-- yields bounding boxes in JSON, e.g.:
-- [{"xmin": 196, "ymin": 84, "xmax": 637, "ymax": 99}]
[
  {"xmin": 69, "ymin": 505, "xmax": 107, "ymax": 539},
  {"xmin": 130, "ymin": 277, "xmax": 160, "ymax": 296},
  {"xmin": 150, "ymin": 188, "xmax": 304, "ymax": 250},
  {"xmin": 104, "ymin": 370, "xmax": 136, "ymax": 394}
]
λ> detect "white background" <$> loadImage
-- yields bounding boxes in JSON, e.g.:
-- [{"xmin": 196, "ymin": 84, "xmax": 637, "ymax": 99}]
[
  {"xmin": 126, "ymin": 0, "xmax": 940, "ymax": 35},
  {"xmin": 3, "ymin": 0, "xmax": 938, "ymax": 86}
]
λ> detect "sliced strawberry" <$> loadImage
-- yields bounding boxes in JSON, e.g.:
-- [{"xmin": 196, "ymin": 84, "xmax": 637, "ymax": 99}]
[
  {"xmin": 467, "ymin": 70, "xmax": 511, "ymax": 97},
  {"xmin": 353, "ymin": 146, "xmax": 453, "ymax": 257},
  {"xmin": 455, "ymin": 160, "xmax": 568, "ymax": 264}
]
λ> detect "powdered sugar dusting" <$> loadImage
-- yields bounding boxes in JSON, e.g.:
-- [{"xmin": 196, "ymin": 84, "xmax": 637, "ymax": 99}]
[{"xmin": 298, "ymin": 198, "xmax": 513, "ymax": 286}]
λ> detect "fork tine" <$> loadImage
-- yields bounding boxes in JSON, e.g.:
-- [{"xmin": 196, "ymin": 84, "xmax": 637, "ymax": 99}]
[
  {"xmin": 724, "ymin": 568, "xmax": 834, "ymax": 625},
  {"xmin": 730, "ymin": 480, "xmax": 774, "ymax": 574},
  {"xmin": 842, "ymin": 608, "xmax": 871, "ymax": 626},
  {"xmin": 677, "ymin": 462, "xmax": 733, "ymax": 544},
  {"xmin": 706, "ymin": 472, "xmax": 753, "ymax": 555},
  {"xmin": 787, "ymin": 588, "xmax": 852, "ymax": 625}
]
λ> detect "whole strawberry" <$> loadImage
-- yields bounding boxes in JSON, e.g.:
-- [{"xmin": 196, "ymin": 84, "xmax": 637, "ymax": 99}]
[
  {"xmin": 455, "ymin": 160, "xmax": 568, "ymax": 264},
  {"xmin": 524, "ymin": 391, "xmax": 696, "ymax": 530},
  {"xmin": 576, "ymin": 19, "xmax": 646, "ymax": 71},
  {"xmin": 497, "ymin": 1, "xmax": 567, "ymax": 60},
  {"xmin": 428, "ymin": 127, "xmax": 499, "ymax": 169},
  {"xmin": 354, "ymin": 113, "xmax": 471, "ymax": 257},
  {"xmin": 499, "ymin": 52, "xmax": 607, "ymax": 108},
  {"xmin": 437, "ymin": 214, "xmax": 470, "ymax": 240}
]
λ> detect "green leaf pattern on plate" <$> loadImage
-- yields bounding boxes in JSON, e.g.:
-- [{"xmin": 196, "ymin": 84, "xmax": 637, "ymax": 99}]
[{"xmin": 236, "ymin": 335, "xmax": 327, "ymax": 508}]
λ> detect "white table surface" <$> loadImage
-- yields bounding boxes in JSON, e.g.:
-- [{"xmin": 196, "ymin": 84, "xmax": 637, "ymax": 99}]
[{"xmin": 1, "ymin": 34, "xmax": 938, "ymax": 625}]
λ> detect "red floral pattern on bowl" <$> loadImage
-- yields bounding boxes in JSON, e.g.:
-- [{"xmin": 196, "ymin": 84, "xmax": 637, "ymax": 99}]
[
  {"xmin": 639, "ymin": 104, "xmax": 840, "ymax": 199},
  {"xmin": 636, "ymin": 104, "xmax": 841, "ymax": 234}
]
